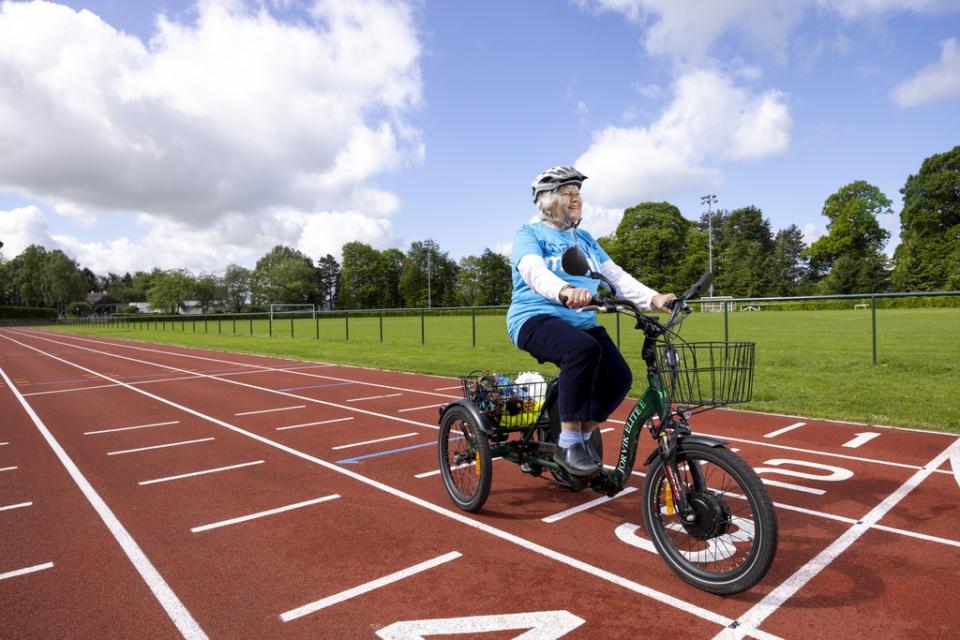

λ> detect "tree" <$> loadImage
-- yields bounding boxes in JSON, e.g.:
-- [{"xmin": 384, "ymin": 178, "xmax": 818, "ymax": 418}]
[
  {"xmin": 717, "ymin": 206, "xmax": 776, "ymax": 297},
  {"xmin": 337, "ymin": 242, "xmax": 384, "ymax": 309},
  {"xmin": 315, "ymin": 254, "xmax": 340, "ymax": 310},
  {"xmin": 41, "ymin": 250, "xmax": 87, "ymax": 313},
  {"xmin": 194, "ymin": 273, "xmax": 222, "ymax": 313},
  {"xmin": 601, "ymin": 202, "xmax": 695, "ymax": 293},
  {"xmin": 377, "ymin": 248, "xmax": 406, "ymax": 308},
  {"xmin": 252, "ymin": 245, "xmax": 318, "ymax": 305},
  {"xmin": 147, "ymin": 269, "xmax": 196, "ymax": 314},
  {"xmin": 400, "ymin": 240, "xmax": 459, "ymax": 307},
  {"xmin": 476, "ymin": 249, "xmax": 512, "ymax": 305},
  {"xmin": 223, "ymin": 264, "xmax": 252, "ymax": 311},
  {"xmin": 805, "ymin": 181, "xmax": 892, "ymax": 294},
  {"xmin": 892, "ymin": 145, "xmax": 960, "ymax": 291},
  {"xmin": 456, "ymin": 255, "xmax": 483, "ymax": 306},
  {"xmin": 770, "ymin": 225, "xmax": 809, "ymax": 296}
]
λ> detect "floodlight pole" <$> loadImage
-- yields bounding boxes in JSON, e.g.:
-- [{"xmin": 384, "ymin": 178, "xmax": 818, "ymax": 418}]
[{"xmin": 701, "ymin": 194, "xmax": 718, "ymax": 297}]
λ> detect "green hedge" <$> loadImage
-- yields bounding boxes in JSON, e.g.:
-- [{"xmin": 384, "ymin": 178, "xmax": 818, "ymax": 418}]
[{"xmin": 0, "ymin": 306, "xmax": 58, "ymax": 320}]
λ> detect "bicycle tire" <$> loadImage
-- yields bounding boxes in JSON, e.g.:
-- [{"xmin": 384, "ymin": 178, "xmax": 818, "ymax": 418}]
[
  {"xmin": 438, "ymin": 405, "xmax": 492, "ymax": 512},
  {"xmin": 641, "ymin": 443, "xmax": 778, "ymax": 594}
]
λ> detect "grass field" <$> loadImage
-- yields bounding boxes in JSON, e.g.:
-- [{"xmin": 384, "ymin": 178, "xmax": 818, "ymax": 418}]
[{"xmin": 46, "ymin": 306, "xmax": 959, "ymax": 433}]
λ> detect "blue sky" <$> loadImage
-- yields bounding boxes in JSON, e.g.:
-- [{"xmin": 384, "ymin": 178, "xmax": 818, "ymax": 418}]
[{"xmin": 0, "ymin": 0, "xmax": 958, "ymax": 275}]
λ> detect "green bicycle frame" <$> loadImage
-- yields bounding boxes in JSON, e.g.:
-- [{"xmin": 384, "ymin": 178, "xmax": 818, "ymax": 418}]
[{"xmin": 607, "ymin": 370, "xmax": 670, "ymax": 493}]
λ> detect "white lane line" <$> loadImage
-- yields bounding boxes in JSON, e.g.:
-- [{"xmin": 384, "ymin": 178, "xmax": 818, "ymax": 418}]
[
  {"xmin": 542, "ymin": 487, "xmax": 638, "ymax": 524},
  {"xmin": 235, "ymin": 404, "xmax": 306, "ymax": 416},
  {"xmin": 0, "ymin": 501, "xmax": 33, "ymax": 512},
  {"xmin": 107, "ymin": 437, "xmax": 215, "ymax": 456},
  {"xmin": 347, "ymin": 393, "xmax": 403, "ymax": 403},
  {"xmin": 763, "ymin": 422, "xmax": 806, "ymax": 438},
  {"xmin": 279, "ymin": 551, "xmax": 461, "ymax": 623},
  {"xmin": 139, "ymin": 460, "xmax": 265, "ymax": 486},
  {"xmin": 0, "ymin": 441, "xmax": 9, "ymax": 446},
  {"xmin": 191, "ymin": 495, "xmax": 340, "ymax": 533},
  {"xmin": 275, "ymin": 417, "xmax": 355, "ymax": 431},
  {"xmin": 0, "ymin": 366, "xmax": 207, "ymax": 640},
  {"xmin": 952, "ymin": 445, "xmax": 960, "ymax": 489},
  {"xmin": 84, "ymin": 420, "xmax": 180, "ymax": 436},
  {"xmin": 3, "ymin": 335, "xmax": 752, "ymax": 636},
  {"xmin": 715, "ymin": 436, "xmax": 960, "ymax": 640},
  {"xmin": 600, "ymin": 427, "xmax": 614, "ymax": 433},
  {"xmin": 25, "ymin": 382, "xmax": 124, "ymax": 396},
  {"xmin": 0, "ymin": 466, "xmax": 18, "ymax": 473},
  {"xmin": 413, "ymin": 457, "xmax": 504, "ymax": 479},
  {"xmin": 332, "ymin": 433, "xmax": 418, "ymax": 451},
  {"xmin": 0, "ymin": 562, "xmax": 54, "ymax": 581},
  {"xmin": 433, "ymin": 385, "xmax": 462, "ymax": 391},
  {"xmin": 397, "ymin": 403, "xmax": 443, "ymax": 413}
]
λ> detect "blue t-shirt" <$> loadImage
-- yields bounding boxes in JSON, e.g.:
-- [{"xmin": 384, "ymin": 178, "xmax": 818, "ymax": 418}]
[{"xmin": 506, "ymin": 222, "xmax": 611, "ymax": 345}]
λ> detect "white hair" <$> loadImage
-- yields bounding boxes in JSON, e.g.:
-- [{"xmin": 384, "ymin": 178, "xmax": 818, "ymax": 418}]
[{"xmin": 535, "ymin": 189, "xmax": 561, "ymax": 220}]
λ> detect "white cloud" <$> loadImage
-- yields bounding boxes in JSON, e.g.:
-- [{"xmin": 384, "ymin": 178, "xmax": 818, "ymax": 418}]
[
  {"xmin": 0, "ymin": 0, "xmax": 422, "ymax": 254},
  {"xmin": 579, "ymin": 1, "xmax": 959, "ymax": 65},
  {"xmin": 576, "ymin": 69, "xmax": 790, "ymax": 208},
  {"xmin": 579, "ymin": 0, "xmax": 803, "ymax": 64},
  {"xmin": 579, "ymin": 203, "xmax": 625, "ymax": 239},
  {"xmin": 823, "ymin": 0, "xmax": 960, "ymax": 20},
  {"xmin": 802, "ymin": 222, "xmax": 825, "ymax": 246},
  {"xmin": 0, "ymin": 206, "xmax": 57, "ymax": 257},
  {"xmin": 892, "ymin": 38, "xmax": 960, "ymax": 107},
  {"xmin": 0, "ymin": 205, "xmax": 396, "ymax": 274}
]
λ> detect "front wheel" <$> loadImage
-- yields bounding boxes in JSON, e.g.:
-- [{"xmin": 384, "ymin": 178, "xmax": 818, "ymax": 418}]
[
  {"xmin": 438, "ymin": 406, "xmax": 492, "ymax": 512},
  {"xmin": 641, "ymin": 443, "xmax": 778, "ymax": 594}
]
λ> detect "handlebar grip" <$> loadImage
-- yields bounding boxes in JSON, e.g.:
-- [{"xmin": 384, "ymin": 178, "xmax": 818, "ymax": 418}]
[{"xmin": 680, "ymin": 272, "xmax": 713, "ymax": 302}]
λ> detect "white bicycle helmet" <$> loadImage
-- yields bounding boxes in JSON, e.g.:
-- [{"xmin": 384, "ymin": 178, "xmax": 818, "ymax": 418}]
[{"xmin": 530, "ymin": 166, "xmax": 587, "ymax": 203}]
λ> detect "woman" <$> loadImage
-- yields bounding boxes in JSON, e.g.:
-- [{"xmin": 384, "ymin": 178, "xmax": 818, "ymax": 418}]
[{"xmin": 506, "ymin": 166, "xmax": 676, "ymax": 476}]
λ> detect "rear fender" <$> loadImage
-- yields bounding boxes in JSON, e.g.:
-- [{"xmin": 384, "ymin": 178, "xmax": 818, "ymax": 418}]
[{"xmin": 438, "ymin": 398, "xmax": 496, "ymax": 436}]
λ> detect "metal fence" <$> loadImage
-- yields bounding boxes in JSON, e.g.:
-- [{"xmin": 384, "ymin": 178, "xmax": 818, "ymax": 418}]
[{"xmin": 64, "ymin": 290, "xmax": 960, "ymax": 365}]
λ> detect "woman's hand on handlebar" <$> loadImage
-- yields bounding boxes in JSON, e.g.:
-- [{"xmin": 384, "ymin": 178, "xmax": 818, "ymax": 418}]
[
  {"xmin": 559, "ymin": 286, "xmax": 594, "ymax": 309},
  {"xmin": 651, "ymin": 292, "xmax": 677, "ymax": 313}
]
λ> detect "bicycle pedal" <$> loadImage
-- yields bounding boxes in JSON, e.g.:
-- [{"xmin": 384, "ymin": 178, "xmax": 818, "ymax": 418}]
[{"xmin": 520, "ymin": 462, "xmax": 542, "ymax": 477}]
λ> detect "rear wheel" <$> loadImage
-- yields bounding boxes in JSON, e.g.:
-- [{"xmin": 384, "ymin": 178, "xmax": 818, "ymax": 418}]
[
  {"xmin": 438, "ymin": 406, "xmax": 492, "ymax": 512},
  {"xmin": 641, "ymin": 443, "xmax": 778, "ymax": 594}
]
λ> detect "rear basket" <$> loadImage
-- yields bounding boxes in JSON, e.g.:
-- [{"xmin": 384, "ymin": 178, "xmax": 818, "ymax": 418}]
[{"xmin": 460, "ymin": 370, "xmax": 554, "ymax": 429}]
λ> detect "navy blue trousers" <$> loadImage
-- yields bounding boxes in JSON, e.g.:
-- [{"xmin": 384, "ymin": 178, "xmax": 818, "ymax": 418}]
[{"xmin": 517, "ymin": 315, "xmax": 633, "ymax": 423}]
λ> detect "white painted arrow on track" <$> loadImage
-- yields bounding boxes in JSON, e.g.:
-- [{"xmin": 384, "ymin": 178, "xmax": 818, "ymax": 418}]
[{"xmin": 375, "ymin": 610, "xmax": 585, "ymax": 639}]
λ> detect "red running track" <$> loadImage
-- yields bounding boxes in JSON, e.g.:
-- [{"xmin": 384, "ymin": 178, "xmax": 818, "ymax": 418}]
[{"xmin": 0, "ymin": 327, "xmax": 958, "ymax": 639}]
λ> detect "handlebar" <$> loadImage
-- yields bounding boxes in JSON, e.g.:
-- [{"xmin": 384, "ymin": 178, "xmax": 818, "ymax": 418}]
[{"xmin": 577, "ymin": 271, "xmax": 714, "ymax": 337}]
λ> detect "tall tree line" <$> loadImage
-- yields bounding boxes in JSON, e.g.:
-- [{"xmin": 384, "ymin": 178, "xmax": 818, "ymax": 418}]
[{"xmin": 2, "ymin": 145, "xmax": 957, "ymax": 309}]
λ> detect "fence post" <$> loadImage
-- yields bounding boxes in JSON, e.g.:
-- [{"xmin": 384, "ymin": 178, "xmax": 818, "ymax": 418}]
[
  {"xmin": 315, "ymin": 314, "xmax": 319, "ymax": 340},
  {"xmin": 345, "ymin": 312, "xmax": 350, "ymax": 341},
  {"xmin": 420, "ymin": 309, "xmax": 425, "ymax": 345},
  {"xmin": 290, "ymin": 316, "xmax": 294, "ymax": 338},
  {"xmin": 871, "ymin": 295, "xmax": 877, "ymax": 366},
  {"xmin": 269, "ymin": 314, "xmax": 272, "ymax": 338},
  {"xmin": 723, "ymin": 301, "xmax": 729, "ymax": 343},
  {"xmin": 471, "ymin": 307, "xmax": 476, "ymax": 347},
  {"xmin": 249, "ymin": 317, "xmax": 253, "ymax": 336},
  {"xmin": 218, "ymin": 317, "xmax": 221, "ymax": 334},
  {"xmin": 379, "ymin": 310, "xmax": 384, "ymax": 343}
]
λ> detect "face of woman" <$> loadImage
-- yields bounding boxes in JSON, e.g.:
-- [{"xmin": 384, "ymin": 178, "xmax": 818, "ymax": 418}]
[{"xmin": 550, "ymin": 185, "xmax": 582, "ymax": 224}]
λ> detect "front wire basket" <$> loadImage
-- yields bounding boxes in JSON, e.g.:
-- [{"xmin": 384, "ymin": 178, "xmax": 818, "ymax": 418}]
[
  {"xmin": 655, "ymin": 341, "xmax": 755, "ymax": 410},
  {"xmin": 460, "ymin": 370, "xmax": 555, "ymax": 429}
]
